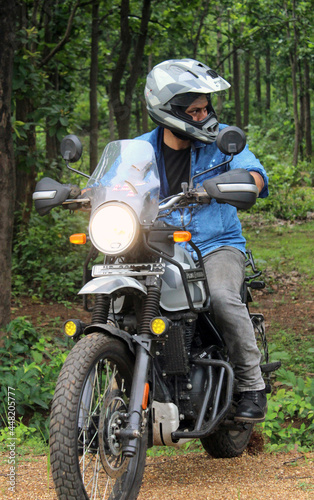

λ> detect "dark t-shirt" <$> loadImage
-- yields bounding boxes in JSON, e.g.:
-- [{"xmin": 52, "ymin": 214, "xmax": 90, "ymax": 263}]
[{"xmin": 162, "ymin": 142, "xmax": 191, "ymax": 196}]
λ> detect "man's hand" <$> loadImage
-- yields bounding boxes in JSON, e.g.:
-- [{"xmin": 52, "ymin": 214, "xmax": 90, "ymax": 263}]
[{"xmin": 250, "ymin": 172, "xmax": 264, "ymax": 193}]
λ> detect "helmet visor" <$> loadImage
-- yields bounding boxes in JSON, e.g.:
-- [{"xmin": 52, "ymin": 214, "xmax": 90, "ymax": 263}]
[
  {"xmin": 168, "ymin": 92, "xmax": 217, "ymax": 132},
  {"xmin": 168, "ymin": 92, "xmax": 211, "ymax": 108}
]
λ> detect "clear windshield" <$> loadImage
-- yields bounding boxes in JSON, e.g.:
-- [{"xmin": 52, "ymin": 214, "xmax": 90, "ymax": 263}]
[{"xmin": 85, "ymin": 140, "xmax": 160, "ymax": 225}]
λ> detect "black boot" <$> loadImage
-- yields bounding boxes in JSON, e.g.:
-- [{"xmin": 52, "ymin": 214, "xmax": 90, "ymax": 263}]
[{"xmin": 234, "ymin": 389, "xmax": 267, "ymax": 423}]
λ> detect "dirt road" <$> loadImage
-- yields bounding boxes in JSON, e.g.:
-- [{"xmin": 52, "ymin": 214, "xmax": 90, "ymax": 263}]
[{"xmin": 1, "ymin": 450, "xmax": 313, "ymax": 500}]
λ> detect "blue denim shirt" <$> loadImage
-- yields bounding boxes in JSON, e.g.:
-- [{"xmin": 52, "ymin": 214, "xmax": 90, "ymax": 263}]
[{"xmin": 136, "ymin": 125, "xmax": 268, "ymax": 258}]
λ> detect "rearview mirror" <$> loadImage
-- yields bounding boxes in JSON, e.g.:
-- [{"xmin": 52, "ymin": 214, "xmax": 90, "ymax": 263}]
[
  {"xmin": 216, "ymin": 126, "xmax": 246, "ymax": 155},
  {"xmin": 60, "ymin": 135, "xmax": 83, "ymax": 162},
  {"xmin": 60, "ymin": 135, "xmax": 90, "ymax": 179}
]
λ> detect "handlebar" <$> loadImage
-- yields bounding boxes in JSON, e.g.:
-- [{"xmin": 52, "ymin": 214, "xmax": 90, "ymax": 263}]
[{"xmin": 159, "ymin": 188, "xmax": 211, "ymax": 213}]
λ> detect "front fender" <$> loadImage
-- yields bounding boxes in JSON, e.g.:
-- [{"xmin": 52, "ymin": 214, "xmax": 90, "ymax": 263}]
[
  {"xmin": 78, "ymin": 276, "xmax": 147, "ymax": 296},
  {"xmin": 84, "ymin": 323, "xmax": 135, "ymax": 355}
]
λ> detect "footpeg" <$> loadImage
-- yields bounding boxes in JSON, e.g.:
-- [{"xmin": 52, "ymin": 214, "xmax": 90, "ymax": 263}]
[
  {"xmin": 260, "ymin": 361, "xmax": 281, "ymax": 373},
  {"xmin": 249, "ymin": 281, "xmax": 265, "ymax": 289}
]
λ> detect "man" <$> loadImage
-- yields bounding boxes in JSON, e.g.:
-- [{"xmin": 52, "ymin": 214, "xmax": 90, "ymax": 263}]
[{"xmin": 137, "ymin": 58, "xmax": 268, "ymax": 423}]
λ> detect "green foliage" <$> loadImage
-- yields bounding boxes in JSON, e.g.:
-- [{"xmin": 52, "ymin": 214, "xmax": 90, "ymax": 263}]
[
  {"xmin": 0, "ymin": 317, "xmax": 70, "ymax": 441},
  {"xmin": 253, "ymin": 162, "xmax": 313, "ymax": 220},
  {"xmin": 261, "ymin": 370, "xmax": 314, "ymax": 452},
  {"xmin": 264, "ymin": 334, "xmax": 314, "ymax": 452},
  {"xmin": 241, "ymin": 220, "xmax": 313, "ymax": 452},
  {"xmin": 247, "ymin": 122, "xmax": 314, "ymax": 221},
  {"xmin": 0, "ymin": 418, "xmax": 37, "ymax": 447},
  {"xmin": 268, "ymin": 329, "xmax": 314, "ymax": 379},
  {"xmin": 12, "ymin": 208, "xmax": 89, "ymax": 302}
]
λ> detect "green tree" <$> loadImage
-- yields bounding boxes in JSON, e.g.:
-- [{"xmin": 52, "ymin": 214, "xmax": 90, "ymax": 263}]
[{"xmin": 13, "ymin": 0, "xmax": 84, "ymax": 227}]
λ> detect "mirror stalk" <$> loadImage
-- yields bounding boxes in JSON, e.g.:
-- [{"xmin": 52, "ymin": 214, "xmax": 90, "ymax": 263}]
[
  {"xmin": 66, "ymin": 162, "xmax": 91, "ymax": 179},
  {"xmin": 189, "ymin": 154, "xmax": 233, "ymax": 189}
]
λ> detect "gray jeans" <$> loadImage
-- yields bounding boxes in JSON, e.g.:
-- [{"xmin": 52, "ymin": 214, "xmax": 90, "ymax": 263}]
[{"xmin": 203, "ymin": 246, "xmax": 265, "ymax": 392}]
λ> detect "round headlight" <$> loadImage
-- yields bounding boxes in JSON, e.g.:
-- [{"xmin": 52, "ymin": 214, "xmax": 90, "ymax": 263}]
[{"xmin": 89, "ymin": 202, "xmax": 139, "ymax": 255}]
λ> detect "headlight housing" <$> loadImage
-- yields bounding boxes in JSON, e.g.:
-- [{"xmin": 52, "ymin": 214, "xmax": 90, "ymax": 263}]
[{"xmin": 89, "ymin": 202, "xmax": 139, "ymax": 255}]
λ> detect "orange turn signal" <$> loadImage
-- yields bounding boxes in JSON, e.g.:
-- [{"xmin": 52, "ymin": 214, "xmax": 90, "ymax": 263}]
[
  {"xmin": 173, "ymin": 231, "xmax": 191, "ymax": 243},
  {"xmin": 142, "ymin": 383, "xmax": 149, "ymax": 410},
  {"xmin": 70, "ymin": 233, "xmax": 86, "ymax": 245}
]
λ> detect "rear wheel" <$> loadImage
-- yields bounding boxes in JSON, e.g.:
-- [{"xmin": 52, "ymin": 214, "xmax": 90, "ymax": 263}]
[
  {"xmin": 50, "ymin": 332, "xmax": 147, "ymax": 500},
  {"xmin": 201, "ymin": 424, "xmax": 253, "ymax": 458}
]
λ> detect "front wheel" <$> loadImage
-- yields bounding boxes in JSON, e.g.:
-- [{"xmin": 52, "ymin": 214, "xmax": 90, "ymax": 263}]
[
  {"xmin": 201, "ymin": 424, "xmax": 253, "ymax": 458},
  {"xmin": 50, "ymin": 332, "xmax": 147, "ymax": 500}
]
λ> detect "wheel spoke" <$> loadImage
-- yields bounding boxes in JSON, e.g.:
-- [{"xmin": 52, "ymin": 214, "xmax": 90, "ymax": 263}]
[{"xmin": 78, "ymin": 358, "xmax": 130, "ymax": 497}]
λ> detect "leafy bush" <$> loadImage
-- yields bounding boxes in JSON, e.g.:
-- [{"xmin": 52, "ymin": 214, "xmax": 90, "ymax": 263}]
[
  {"xmin": 0, "ymin": 418, "xmax": 37, "ymax": 446},
  {"xmin": 246, "ymin": 122, "xmax": 314, "ymax": 220},
  {"xmin": 261, "ymin": 369, "xmax": 314, "ymax": 452},
  {"xmin": 253, "ymin": 182, "xmax": 313, "ymax": 221},
  {"xmin": 0, "ymin": 317, "xmax": 69, "ymax": 441},
  {"xmin": 12, "ymin": 208, "xmax": 90, "ymax": 302},
  {"xmin": 249, "ymin": 159, "xmax": 314, "ymax": 220}
]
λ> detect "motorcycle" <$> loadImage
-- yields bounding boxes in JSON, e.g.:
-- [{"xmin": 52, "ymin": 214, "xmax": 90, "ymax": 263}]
[{"xmin": 33, "ymin": 126, "xmax": 280, "ymax": 500}]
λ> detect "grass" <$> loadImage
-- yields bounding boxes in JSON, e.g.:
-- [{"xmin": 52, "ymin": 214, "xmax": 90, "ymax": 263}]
[
  {"xmin": 147, "ymin": 440, "xmax": 203, "ymax": 457},
  {"xmin": 242, "ymin": 218, "xmax": 314, "ymax": 280},
  {"xmin": 241, "ymin": 218, "xmax": 314, "ymax": 379},
  {"xmin": 298, "ymin": 480, "xmax": 314, "ymax": 492}
]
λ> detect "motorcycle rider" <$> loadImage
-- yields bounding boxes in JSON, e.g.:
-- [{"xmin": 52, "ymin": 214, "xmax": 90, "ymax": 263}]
[{"xmin": 137, "ymin": 58, "xmax": 268, "ymax": 423}]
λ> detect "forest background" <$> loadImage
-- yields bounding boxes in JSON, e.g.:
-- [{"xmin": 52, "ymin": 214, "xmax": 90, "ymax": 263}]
[{"xmin": 0, "ymin": 0, "xmax": 313, "ymax": 453}]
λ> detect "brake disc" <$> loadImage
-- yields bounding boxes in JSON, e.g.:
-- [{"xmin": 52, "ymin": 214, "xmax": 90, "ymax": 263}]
[{"xmin": 98, "ymin": 390, "xmax": 130, "ymax": 478}]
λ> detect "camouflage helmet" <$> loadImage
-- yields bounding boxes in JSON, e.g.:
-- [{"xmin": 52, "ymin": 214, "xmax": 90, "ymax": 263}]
[{"xmin": 144, "ymin": 58, "xmax": 230, "ymax": 143}]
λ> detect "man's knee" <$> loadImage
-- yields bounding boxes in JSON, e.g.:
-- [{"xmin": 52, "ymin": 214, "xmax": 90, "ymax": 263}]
[{"xmin": 210, "ymin": 287, "xmax": 241, "ymax": 315}]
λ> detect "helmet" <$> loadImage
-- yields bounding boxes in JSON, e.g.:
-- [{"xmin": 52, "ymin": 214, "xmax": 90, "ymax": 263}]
[{"xmin": 144, "ymin": 58, "xmax": 230, "ymax": 143}]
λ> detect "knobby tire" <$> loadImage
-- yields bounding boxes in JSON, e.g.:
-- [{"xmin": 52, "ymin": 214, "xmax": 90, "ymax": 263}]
[
  {"xmin": 50, "ymin": 332, "xmax": 147, "ymax": 500},
  {"xmin": 201, "ymin": 424, "xmax": 253, "ymax": 458}
]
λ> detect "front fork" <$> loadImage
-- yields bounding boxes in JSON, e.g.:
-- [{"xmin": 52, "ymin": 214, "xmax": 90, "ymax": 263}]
[
  {"xmin": 120, "ymin": 277, "xmax": 162, "ymax": 457},
  {"xmin": 120, "ymin": 340, "xmax": 152, "ymax": 457}
]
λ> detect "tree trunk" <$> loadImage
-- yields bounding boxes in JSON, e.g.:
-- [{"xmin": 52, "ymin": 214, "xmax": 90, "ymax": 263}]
[
  {"xmin": 14, "ymin": 2, "xmax": 37, "ymax": 228},
  {"xmin": 243, "ymin": 51, "xmax": 250, "ymax": 129},
  {"xmin": 90, "ymin": 0, "xmax": 99, "ymax": 174},
  {"xmin": 108, "ymin": 97, "xmax": 115, "ymax": 141},
  {"xmin": 298, "ymin": 60, "xmax": 304, "ymax": 161},
  {"xmin": 304, "ymin": 58, "xmax": 312, "ymax": 160},
  {"xmin": 290, "ymin": 66, "xmax": 300, "ymax": 167},
  {"xmin": 216, "ymin": 7, "xmax": 224, "ymax": 119},
  {"xmin": 45, "ymin": 69, "xmax": 63, "ymax": 180},
  {"xmin": 265, "ymin": 44, "xmax": 271, "ymax": 111},
  {"xmin": 141, "ymin": 97, "xmax": 148, "ymax": 133},
  {"xmin": 192, "ymin": 0, "xmax": 210, "ymax": 59},
  {"xmin": 109, "ymin": 0, "xmax": 132, "ymax": 139},
  {"xmin": 43, "ymin": 1, "xmax": 62, "ymax": 177},
  {"xmin": 15, "ymin": 97, "xmax": 37, "ymax": 226},
  {"xmin": 255, "ymin": 56, "xmax": 261, "ymax": 107},
  {"xmin": 227, "ymin": 14, "xmax": 232, "ymax": 101},
  {"xmin": 287, "ymin": 0, "xmax": 300, "ymax": 166},
  {"xmin": 110, "ymin": 0, "xmax": 151, "ymax": 139},
  {"xmin": 0, "ymin": 0, "xmax": 16, "ymax": 330},
  {"xmin": 233, "ymin": 45, "xmax": 242, "ymax": 128}
]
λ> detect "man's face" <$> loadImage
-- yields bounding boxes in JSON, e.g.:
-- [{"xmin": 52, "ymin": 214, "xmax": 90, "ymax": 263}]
[{"xmin": 185, "ymin": 95, "xmax": 208, "ymax": 122}]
